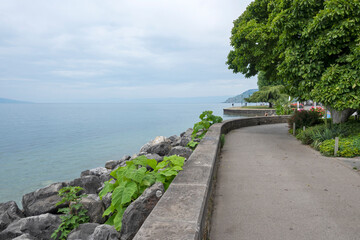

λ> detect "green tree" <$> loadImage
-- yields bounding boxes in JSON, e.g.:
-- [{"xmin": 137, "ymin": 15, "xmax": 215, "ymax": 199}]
[
  {"xmin": 227, "ymin": 0, "xmax": 360, "ymax": 123},
  {"xmin": 245, "ymin": 85, "xmax": 287, "ymax": 108},
  {"xmin": 257, "ymin": 71, "xmax": 282, "ymax": 90}
]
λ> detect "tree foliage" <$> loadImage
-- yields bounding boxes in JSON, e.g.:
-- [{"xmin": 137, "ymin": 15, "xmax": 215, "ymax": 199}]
[
  {"xmin": 227, "ymin": 0, "xmax": 360, "ymax": 122},
  {"xmin": 245, "ymin": 85, "xmax": 287, "ymax": 108}
]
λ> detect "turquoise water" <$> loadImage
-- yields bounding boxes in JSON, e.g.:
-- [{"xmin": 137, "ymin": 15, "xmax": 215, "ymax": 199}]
[{"xmin": 0, "ymin": 103, "xmax": 242, "ymax": 205}]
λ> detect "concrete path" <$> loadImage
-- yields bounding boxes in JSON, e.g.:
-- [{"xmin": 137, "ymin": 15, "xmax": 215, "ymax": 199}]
[{"xmin": 210, "ymin": 123, "xmax": 360, "ymax": 240}]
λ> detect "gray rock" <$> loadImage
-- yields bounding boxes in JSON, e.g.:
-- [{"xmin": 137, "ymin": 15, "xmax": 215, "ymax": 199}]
[
  {"xmin": 120, "ymin": 155, "xmax": 131, "ymax": 161},
  {"xmin": 120, "ymin": 182, "xmax": 164, "ymax": 240},
  {"xmin": 101, "ymin": 192, "xmax": 112, "ymax": 209},
  {"xmin": 105, "ymin": 160, "xmax": 119, "ymax": 170},
  {"xmin": 80, "ymin": 194, "xmax": 105, "ymax": 224},
  {"xmin": 0, "ymin": 213, "xmax": 61, "ymax": 240},
  {"xmin": 67, "ymin": 223, "xmax": 100, "ymax": 240},
  {"xmin": 168, "ymin": 135, "xmax": 179, "ymax": 144},
  {"xmin": 168, "ymin": 146, "xmax": 193, "ymax": 160},
  {"xmin": 69, "ymin": 175, "xmax": 103, "ymax": 194},
  {"xmin": 22, "ymin": 182, "xmax": 67, "ymax": 216},
  {"xmin": 13, "ymin": 233, "xmax": 36, "ymax": 240},
  {"xmin": 140, "ymin": 136, "xmax": 172, "ymax": 156},
  {"xmin": 139, "ymin": 142, "xmax": 152, "ymax": 154},
  {"xmin": 90, "ymin": 224, "xmax": 120, "ymax": 240},
  {"xmin": 144, "ymin": 153, "xmax": 163, "ymax": 163},
  {"xmin": 130, "ymin": 153, "xmax": 139, "ymax": 161},
  {"xmin": 80, "ymin": 167, "xmax": 110, "ymax": 177},
  {"xmin": 177, "ymin": 128, "xmax": 193, "ymax": 147},
  {"xmin": 0, "ymin": 201, "xmax": 25, "ymax": 231}
]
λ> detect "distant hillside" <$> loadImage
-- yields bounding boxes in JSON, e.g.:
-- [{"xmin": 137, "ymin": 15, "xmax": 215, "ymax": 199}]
[
  {"xmin": 0, "ymin": 98, "xmax": 30, "ymax": 103},
  {"xmin": 224, "ymin": 89, "xmax": 258, "ymax": 103}
]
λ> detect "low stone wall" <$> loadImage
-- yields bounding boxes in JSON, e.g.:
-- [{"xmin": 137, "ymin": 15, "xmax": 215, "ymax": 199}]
[
  {"xmin": 224, "ymin": 107, "xmax": 276, "ymax": 116},
  {"xmin": 133, "ymin": 115, "xmax": 290, "ymax": 239}
]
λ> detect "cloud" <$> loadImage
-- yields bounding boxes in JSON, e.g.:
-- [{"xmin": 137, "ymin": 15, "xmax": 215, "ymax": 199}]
[
  {"xmin": 0, "ymin": 0, "xmax": 255, "ymax": 102},
  {"xmin": 51, "ymin": 70, "xmax": 106, "ymax": 78}
]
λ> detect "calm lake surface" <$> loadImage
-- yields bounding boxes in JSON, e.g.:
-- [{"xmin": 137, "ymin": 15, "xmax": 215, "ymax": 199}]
[{"xmin": 0, "ymin": 103, "xmax": 243, "ymax": 205}]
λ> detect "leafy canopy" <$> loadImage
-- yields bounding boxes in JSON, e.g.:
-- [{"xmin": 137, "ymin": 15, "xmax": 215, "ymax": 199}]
[
  {"xmin": 227, "ymin": 0, "xmax": 360, "ymax": 112},
  {"xmin": 245, "ymin": 85, "xmax": 287, "ymax": 108}
]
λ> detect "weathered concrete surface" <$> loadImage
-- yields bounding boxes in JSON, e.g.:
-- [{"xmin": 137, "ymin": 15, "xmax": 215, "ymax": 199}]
[{"xmin": 210, "ymin": 123, "xmax": 360, "ymax": 240}]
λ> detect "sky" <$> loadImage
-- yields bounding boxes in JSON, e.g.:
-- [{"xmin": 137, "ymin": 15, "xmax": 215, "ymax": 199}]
[{"xmin": 0, "ymin": 0, "xmax": 256, "ymax": 103}]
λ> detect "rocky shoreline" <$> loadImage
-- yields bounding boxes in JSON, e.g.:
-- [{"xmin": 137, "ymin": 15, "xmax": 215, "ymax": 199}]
[{"xmin": 0, "ymin": 128, "xmax": 195, "ymax": 240}]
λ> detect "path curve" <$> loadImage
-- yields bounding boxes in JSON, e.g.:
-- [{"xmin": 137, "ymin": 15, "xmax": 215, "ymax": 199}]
[{"xmin": 210, "ymin": 123, "xmax": 360, "ymax": 240}]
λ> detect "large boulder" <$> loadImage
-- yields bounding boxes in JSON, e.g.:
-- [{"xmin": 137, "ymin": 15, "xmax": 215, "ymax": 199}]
[
  {"xmin": 67, "ymin": 223, "xmax": 100, "ymax": 240},
  {"xmin": 0, "ymin": 201, "xmax": 25, "ymax": 231},
  {"xmin": 22, "ymin": 182, "xmax": 67, "ymax": 216},
  {"xmin": 80, "ymin": 167, "xmax": 111, "ymax": 183},
  {"xmin": 168, "ymin": 135, "xmax": 180, "ymax": 146},
  {"xmin": 144, "ymin": 153, "xmax": 163, "ymax": 163},
  {"xmin": 140, "ymin": 136, "xmax": 172, "ymax": 156},
  {"xmin": 69, "ymin": 175, "xmax": 103, "ymax": 194},
  {"xmin": 80, "ymin": 194, "xmax": 105, "ymax": 224},
  {"xmin": 120, "ymin": 182, "xmax": 164, "ymax": 240},
  {"xmin": 101, "ymin": 192, "xmax": 112, "ymax": 209},
  {"xmin": 168, "ymin": 146, "xmax": 193, "ymax": 160},
  {"xmin": 13, "ymin": 233, "xmax": 36, "ymax": 240},
  {"xmin": 105, "ymin": 160, "xmax": 119, "ymax": 170},
  {"xmin": 177, "ymin": 128, "xmax": 193, "ymax": 147},
  {"xmin": 90, "ymin": 224, "xmax": 120, "ymax": 240},
  {"xmin": 0, "ymin": 213, "xmax": 61, "ymax": 240}
]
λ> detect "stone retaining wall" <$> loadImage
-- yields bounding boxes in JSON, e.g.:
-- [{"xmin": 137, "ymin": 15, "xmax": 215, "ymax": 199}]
[
  {"xmin": 224, "ymin": 108, "xmax": 276, "ymax": 116},
  {"xmin": 133, "ymin": 116, "xmax": 290, "ymax": 240}
]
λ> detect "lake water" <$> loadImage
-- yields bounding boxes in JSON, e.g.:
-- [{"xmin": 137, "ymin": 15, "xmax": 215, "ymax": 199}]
[{"xmin": 0, "ymin": 103, "xmax": 243, "ymax": 205}]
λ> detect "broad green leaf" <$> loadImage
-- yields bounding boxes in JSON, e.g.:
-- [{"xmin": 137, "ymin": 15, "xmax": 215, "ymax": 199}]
[
  {"xmin": 114, "ymin": 207, "xmax": 126, "ymax": 231},
  {"xmin": 172, "ymin": 166, "xmax": 183, "ymax": 171},
  {"xmin": 142, "ymin": 173, "xmax": 156, "ymax": 187},
  {"xmin": 105, "ymin": 213, "xmax": 116, "ymax": 226},
  {"xmin": 132, "ymin": 155, "xmax": 148, "ymax": 167},
  {"xmin": 99, "ymin": 181, "xmax": 115, "ymax": 199},
  {"xmin": 111, "ymin": 181, "xmax": 126, "ymax": 207},
  {"xmin": 167, "ymin": 155, "xmax": 185, "ymax": 167},
  {"xmin": 128, "ymin": 167, "xmax": 147, "ymax": 183},
  {"xmin": 146, "ymin": 158, "xmax": 157, "ymax": 169},
  {"xmin": 121, "ymin": 181, "xmax": 138, "ymax": 205},
  {"xmin": 155, "ymin": 174, "xmax": 166, "ymax": 183},
  {"xmin": 160, "ymin": 169, "xmax": 178, "ymax": 177},
  {"xmin": 102, "ymin": 205, "xmax": 114, "ymax": 217},
  {"xmin": 154, "ymin": 160, "xmax": 168, "ymax": 171}
]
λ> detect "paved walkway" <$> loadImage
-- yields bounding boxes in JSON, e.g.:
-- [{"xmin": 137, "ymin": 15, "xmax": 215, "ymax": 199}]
[{"xmin": 210, "ymin": 123, "xmax": 360, "ymax": 240}]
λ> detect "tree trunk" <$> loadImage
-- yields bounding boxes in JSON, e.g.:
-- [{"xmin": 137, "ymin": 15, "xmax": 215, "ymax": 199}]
[
  {"xmin": 328, "ymin": 107, "xmax": 356, "ymax": 124},
  {"xmin": 268, "ymin": 102, "xmax": 273, "ymax": 108}
]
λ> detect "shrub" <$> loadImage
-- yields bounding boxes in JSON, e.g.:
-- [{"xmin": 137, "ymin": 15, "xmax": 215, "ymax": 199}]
[
  {"xmin": 275, "ymin": 103, "xmax": 292, "ymax": 115},
  {"xmin": 288, "ymin": 110, "xmax": 322, "ymax": 129},
  {"xmin": 188, "ymin": 111, "xmax": 223, "ymax": 149},
  {"xmin": 309, "ymin": 106, "xmax": 325, "ymax": 118},
  {"xmin": 99, "ymin": 155, "xmax": 185, "ymax": 231},
  {"xmin": 51, "ymin": 186, "xmax": 89, "ymax": 240},
  {"xmin": 319, "ymin": 135, "xmax": 360, "ymax": 157}
]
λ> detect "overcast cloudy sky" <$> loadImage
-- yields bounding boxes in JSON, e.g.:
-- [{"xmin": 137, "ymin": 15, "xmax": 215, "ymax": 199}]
[{"xmin": 0, "ymin": 0, "xmax": 256, "ymax": 102}]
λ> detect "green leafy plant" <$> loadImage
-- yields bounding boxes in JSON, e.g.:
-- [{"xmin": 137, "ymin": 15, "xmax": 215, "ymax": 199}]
[
  {"xmin": 220, "ymin": 134, "xmax": 225, "ymax": 148},
  {"xmin": 188, "ymin": 111, "xmax": 223, "ymax": 149},
  {"xmin": 99, "ymin": 155, "xmax": 185, "ymax": 231},
  {"xmin": 320, "ymin": 135, "xmax": 360, "ymax": 157},
  {"xmin": 51, "ymin": 186, "xmax": 89, "ymax": 240},
  {"xmin": 275, "ymin": 102, "xmax": 293, "ymax": 115}
]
